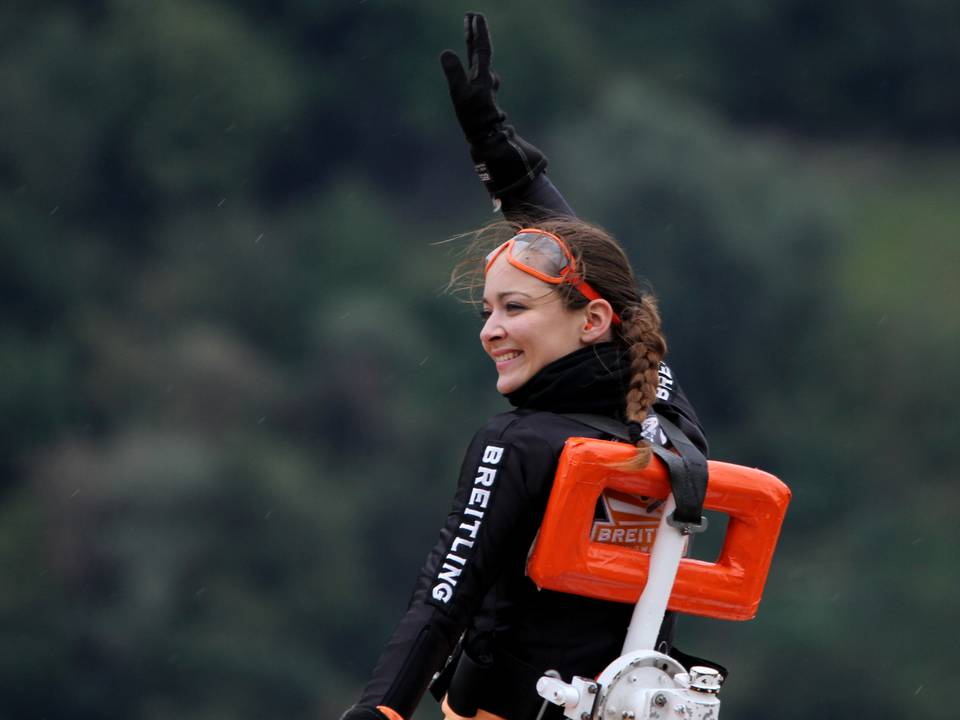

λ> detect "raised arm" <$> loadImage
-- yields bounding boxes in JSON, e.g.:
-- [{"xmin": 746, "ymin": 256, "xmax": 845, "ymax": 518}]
[{"xmin": 440, "ymin": 13, "xmax": 574, "ymax": 221}]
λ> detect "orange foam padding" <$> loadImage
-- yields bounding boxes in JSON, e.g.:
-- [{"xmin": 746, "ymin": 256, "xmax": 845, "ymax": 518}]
[{"xmin": 527, "ymin": 438, "xmax": 791, "ymax": 621}]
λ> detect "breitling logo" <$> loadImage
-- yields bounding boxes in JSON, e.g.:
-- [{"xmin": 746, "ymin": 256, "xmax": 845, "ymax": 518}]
[
  {"xmin": 431, "ymin": 444, "xmax": 504, "ymax": 604},
  {"xmin": 591, "ymin": 490, "xmax": 665, "ymax": 553}
]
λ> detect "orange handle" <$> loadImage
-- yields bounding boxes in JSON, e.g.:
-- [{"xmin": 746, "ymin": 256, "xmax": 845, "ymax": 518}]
[{"xmin": 526, "ymin": 437, "xmax": 791, "ymax": 621}]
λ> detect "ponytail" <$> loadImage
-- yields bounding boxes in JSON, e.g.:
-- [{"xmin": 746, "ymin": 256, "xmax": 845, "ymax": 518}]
[{"xmin": 620, "ymin": 296, "xmax": 667, "ymax": 469}]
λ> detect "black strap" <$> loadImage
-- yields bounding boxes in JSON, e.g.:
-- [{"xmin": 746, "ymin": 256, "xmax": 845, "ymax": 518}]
[
  {"xmin": 654, "ymin": 415, "xmax": 708, "ymax": 527},
  {"xmin": 562, "ymin": 413, "xmax": 631, "ymax": 442},
  {"xmin": 562, "ymin": 413, "xmax": 708, "ymax": 529}
]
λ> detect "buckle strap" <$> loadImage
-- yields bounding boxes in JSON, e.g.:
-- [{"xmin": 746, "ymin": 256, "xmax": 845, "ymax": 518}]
[{"xmin": 654, "ymin": 415, "xmax": 708, "ymax": 526}]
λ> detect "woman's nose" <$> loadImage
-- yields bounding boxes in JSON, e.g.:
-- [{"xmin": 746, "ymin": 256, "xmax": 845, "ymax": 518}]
[{"xmin": 479, "ymin": 314, "xmax": 504, "ymax": 343}]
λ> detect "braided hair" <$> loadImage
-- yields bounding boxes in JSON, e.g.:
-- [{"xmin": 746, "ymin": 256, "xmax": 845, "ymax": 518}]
[{"xmin": 619, "ymin": 297, "xmax": 667, "ymax": 467}]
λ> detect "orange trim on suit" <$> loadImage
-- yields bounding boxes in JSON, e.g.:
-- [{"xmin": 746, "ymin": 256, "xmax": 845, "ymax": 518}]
[
  {"xmin": 377, "ymin": 706, "xmax": 405, "ymax": 720},
  {"xmin": 441, "ymin": 695, "xmax": 508, "ymax": 720}
]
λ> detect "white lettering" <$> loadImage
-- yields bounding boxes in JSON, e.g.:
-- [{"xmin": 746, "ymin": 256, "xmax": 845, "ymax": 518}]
[
  {"xmin": 431, "ymin": 445, "xmax": 505, "ymax": 603},
  {"xmin": 475, "ymin": 466, "xmax": 497, "ymax": 486},
  {"xmin": 433, "ymin": 583, "xmax": 453, "ymax": 602},
  {"xmin": 482, "ymin": 445, "xmax": 504, "ymax": 464},
  {"xmin": 437, "ymin": 563, "xmax": 462, "ymax": 585},
  {"xmin": 470, "ymin": 487, "xmax": 491, "ymax": 508},
  {"xmin": 658, "ymin": 363, "xmax": 674, "ymax": 400},
  {"xmin": 451, "ymin": 537, "xmax": 474, "ymax": 554}
]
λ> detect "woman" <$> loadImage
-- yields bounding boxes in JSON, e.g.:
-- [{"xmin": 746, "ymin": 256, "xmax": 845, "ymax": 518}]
[{"xmin": 341, "ymin": 15, "xmax": 708, "ymax": 720}]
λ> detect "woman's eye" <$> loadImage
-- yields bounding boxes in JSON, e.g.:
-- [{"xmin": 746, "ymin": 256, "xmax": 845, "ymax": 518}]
[{"xmin": 480, "ymin": 303, "xmax": 525, "ymax": 322}]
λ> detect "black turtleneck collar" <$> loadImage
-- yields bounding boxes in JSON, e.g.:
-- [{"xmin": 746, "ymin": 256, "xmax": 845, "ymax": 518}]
[{"xmin": 504, "ymin": 342, "xmax": 629, "ymax": 417}]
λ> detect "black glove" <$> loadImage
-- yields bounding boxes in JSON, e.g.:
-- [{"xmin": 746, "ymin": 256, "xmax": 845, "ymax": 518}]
[{"xmin": 440, "ymin": 12, "xmax": 547, "ymax": 197}]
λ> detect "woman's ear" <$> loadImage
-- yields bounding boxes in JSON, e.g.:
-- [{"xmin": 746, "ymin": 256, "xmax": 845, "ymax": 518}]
[{"xmin": 580, "ymin": 300, "xmax": 615, "ymax": 343}]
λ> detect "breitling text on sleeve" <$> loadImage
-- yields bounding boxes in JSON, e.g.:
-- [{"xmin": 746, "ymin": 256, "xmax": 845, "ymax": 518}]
[{"xmin": 431, "ymin": 444, "xmax": 505, "ymax": 604}]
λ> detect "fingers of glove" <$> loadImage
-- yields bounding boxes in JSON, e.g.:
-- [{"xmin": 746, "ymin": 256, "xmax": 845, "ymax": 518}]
[
  {"xmin": 471, "ymin": 13, "xmax": 493, "ymax": 81},
  {"xmin": 464, "ymin": 12, "xmax": 478, "ymax": 69},
  {"xmin": 440, "ymin": 49, "xmax": 468, "ymax": 95}
]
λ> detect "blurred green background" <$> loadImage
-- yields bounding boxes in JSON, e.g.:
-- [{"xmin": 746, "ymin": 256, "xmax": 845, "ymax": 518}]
[{"xmin": 1, "ymin": 2, "xmax": 958, "ymax": 719}]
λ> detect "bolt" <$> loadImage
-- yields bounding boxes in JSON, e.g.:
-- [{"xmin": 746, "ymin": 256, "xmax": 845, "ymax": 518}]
[
  {"xmin": 581, "ymin": 713, "xmax": 591, "ymax": 720},
  {"xmin": 588, "ymin": 684, "xmax": 598, "ymax": 695},
  {"xmin": 653, "ymin": 694, "xmax": 667, "ymax": 708}
]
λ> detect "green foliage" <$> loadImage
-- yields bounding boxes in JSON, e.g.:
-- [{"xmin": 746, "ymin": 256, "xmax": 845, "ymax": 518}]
[
  {"xmin": 574, "ymin": 0, "xmax": 960, "ymax": 139},
  {"xmin": 0, "ymin": 2, "xmax": 956, "ymax": 719}
]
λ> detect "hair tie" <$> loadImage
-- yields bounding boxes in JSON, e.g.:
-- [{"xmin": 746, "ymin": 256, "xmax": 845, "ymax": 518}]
[{"xmin": 627, "ymin": 420, "xmax": 646, "ymax": 446}]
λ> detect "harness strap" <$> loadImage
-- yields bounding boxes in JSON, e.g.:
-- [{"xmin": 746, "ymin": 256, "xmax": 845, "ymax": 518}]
[
  {"xmin": 561, "ymin": 413, "xmax": 631, "ymax": 442},
  {"xmin": 561, "ymin": 413, "xmax": 708, "ymax": 528}
]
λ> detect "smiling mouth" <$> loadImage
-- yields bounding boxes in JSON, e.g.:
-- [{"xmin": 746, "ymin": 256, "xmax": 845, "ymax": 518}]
[{"xmin": 495, "ymin": 351, "xmax": 523, "ymax": 364}]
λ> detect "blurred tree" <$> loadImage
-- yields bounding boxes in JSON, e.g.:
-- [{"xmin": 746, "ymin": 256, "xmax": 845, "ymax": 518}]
[
  {"xmin": 580, "ymin": 0, "xmax": 960, "ymax": 140},
  {"xmin": 0, "ymin": 2, "xmax": 956, "ymax": 719}
]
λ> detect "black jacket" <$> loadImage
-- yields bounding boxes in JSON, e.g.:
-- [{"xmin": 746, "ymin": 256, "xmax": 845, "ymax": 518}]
[{"xmin": 354, "ymin": 343, "xmax": 706, "ymax": 719}]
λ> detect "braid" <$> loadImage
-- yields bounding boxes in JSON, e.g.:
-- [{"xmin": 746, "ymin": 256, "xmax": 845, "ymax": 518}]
[{"xmin": 621, "ymin": 296, "xmax": 667, "ymax": 468}]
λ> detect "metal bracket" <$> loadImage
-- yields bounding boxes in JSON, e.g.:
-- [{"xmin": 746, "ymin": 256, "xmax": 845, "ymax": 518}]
[
  {"xmin": 536, "ymin": 674, "xmax": 599, "ymax": 720},
  {"xmin": 666, "ymin": 512, "xmax": 709, "ymax": 535}
]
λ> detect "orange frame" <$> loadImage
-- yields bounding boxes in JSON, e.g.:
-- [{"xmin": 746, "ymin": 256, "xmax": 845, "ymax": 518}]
[
  {"xmin": 484, "ymin": 229, "xmax": 622, "ymax": 325},
  {"xmin": 527, "ymin": 437, "xmax": 791, "ymax": 621}
]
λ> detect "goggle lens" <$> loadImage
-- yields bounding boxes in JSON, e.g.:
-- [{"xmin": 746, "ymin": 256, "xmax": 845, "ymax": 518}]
[
  {"xmin": 484, "ymin": 229, "xmax": 621, "ymax": 325},
  {"xmin": 502, "ymin": 231, "xmax": 570, "ymax": 279}
]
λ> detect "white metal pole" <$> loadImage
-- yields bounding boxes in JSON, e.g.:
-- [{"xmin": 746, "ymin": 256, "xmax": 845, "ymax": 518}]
[{"xmin": 620, "ymin": 494, "xmax": 687, "ymax": 654}]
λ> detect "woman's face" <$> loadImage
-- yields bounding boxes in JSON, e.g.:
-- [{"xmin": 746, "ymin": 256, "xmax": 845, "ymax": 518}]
[{"xmin": 480, "ymin": 253, "xmax": 587, "ymax": 394}]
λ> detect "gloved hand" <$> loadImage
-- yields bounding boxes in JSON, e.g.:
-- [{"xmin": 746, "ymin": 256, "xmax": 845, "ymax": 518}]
[{"xmin": 440, "ymin": 12, "xmax": 547, "ymax": 197}]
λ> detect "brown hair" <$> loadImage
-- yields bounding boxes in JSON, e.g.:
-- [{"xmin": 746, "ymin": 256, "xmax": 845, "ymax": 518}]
[{"xmin": 449, "ymin": 216, "xmax": 666, "ymax": 468}]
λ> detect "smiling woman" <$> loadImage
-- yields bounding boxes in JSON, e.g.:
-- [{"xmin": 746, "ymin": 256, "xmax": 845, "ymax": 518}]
[
  {"xmin": 339, "ymin": 14, "xmax": 710, "ymax": 720},
  {"xmin": 461, "ymin": 219, "xmax": 668, "ymax": 461},
  {"xmin": 480, "ymin": 231, "xmax": 607, "ymax": 395}
]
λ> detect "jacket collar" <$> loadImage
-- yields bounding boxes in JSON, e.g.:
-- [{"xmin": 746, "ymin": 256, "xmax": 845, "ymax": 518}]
[{"xmin": 504, "ymin": 343, "xmax": 628, "ymax": 417}]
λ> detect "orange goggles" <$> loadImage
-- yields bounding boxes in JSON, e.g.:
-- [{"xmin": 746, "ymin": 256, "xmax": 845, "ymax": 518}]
[{"xmin": 485, "ymin": 229, "xmax": 622, "ymax": 325}]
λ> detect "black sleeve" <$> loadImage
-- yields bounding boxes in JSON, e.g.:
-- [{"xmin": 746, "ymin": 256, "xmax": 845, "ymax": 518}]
[
  {"xmin": 500, "ymin": 173, "xmax": 576, "ymax": 222},
  {"xmin": 356, "ymin": 419, "xmax": 555, "ymax": 718}
]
